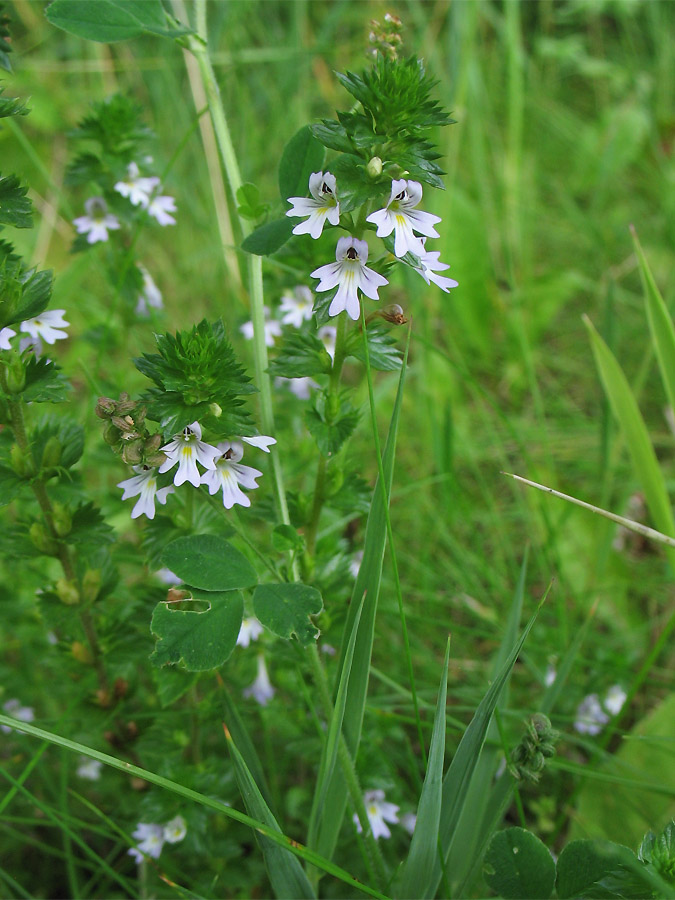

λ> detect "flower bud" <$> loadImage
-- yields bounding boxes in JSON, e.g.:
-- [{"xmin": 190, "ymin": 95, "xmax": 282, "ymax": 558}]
[
  {"xmin": 41, "ymin": 436, "xmax": 62, "ymax": 470},
  {"xmin": 209, "ymin": 402, "xmax": 223, "ymax": 418},
  {"xmin": 122, "ymin": 439, "xmax": 143, "ymax": 465},
  {"xmin": 112, "ymin": 415, "xmax": 135, "ymax": 434},
  {"xmin": 115, "ymin": 393, "xmax": 136, "ymax": 415},
  {"xmin": 145, "ymin": 451, "xmax": 167, "ymax": 467},
  {"xmin": 134, "ymin": 405, "xmax": 147, "ymax": 428},
  {"xmin": 103, "ymin": 421, "xmax": 121, "ymax": 447},
  {"xmin": 95, "ymin": 397, "xmax": 117, "ymax": 419},
  {"xmin": 378, "ymin": 304, "xmax": 408, "ymax": 325},
  {"xmin": 10, "ymin": 443, "xmax": 33, "ymax": 477},
  {"xmin": 71, "ymin": 640, "xmax": 92, "ymax": 664},
  {"xmin": 29, "ymin": 522, "xmax": 58, "ymax": 555},
  {"xmin": 81, "ymin": 568, "xmax": 102, "ymax": 603},
  {"xmin": 366, "ymin": 156, "xmax": 383, "ymax": 179},
  {"xmin": 52, "ymin": 502, "xmax": 72, "ymax": 537},
  {"xmin": 56, "ymin": 578, "xmax": 80, "ymax": 606},
  {"xmin": 5, "ymin": 353, "xmax": 26, "ymax": 393},
  {"xmin": 144, "ymin": 433, "xmax": 162, "ymax": 452}
]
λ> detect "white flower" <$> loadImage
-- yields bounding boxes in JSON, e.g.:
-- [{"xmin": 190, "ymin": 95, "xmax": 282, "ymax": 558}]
[
  {"xmin": 20, "ymin": 309, "xmax": 69, "ymax": 345},
  {"xmin": 163, "ymin": 815, "xmax": 187, "ymax": 844},
  {"xmin": 400, "ymin": 812, "xmax": 417, "ymax": 835},
  {"xmin": 286, "ymin": 171, "xmax": 340, "ymax": 239},
  {"xmin": 241, "ymin": 435, "xmax": 276, "ymax": 453},
  {"xmin": 114, "ymin": 162, "xmax": 159, "ymax": 207},
  {"xmin": 275, "ymin": 376, "xmax": 318, "ymax": 400},
  {"xmin": 604, "ymin": 684, "xmax": 627, "ymax": 716},
  {"xmin": 412, "ymin": 238, "xmax": 459, "ymax": 292},
  {"xmin": 311, "ymin": 236, "xmax": 388, "ymax": 321},
  {"xmin": 353, "ymin": 789, "xmax": 399, "ymax": 840},
  {"xmin": 159, "ymin": 422, "xmax": 220, "ymax": 488},
  {"xmin": 349, "ymin": 550, "xmax": 363, "ymax": 579},
  {"xmin": 117, "ymin": 466, "xmax": 174, "ymax": 519},
  {"xmin": 321, "ymin": 643, "xmax": 336, "ymax": 656},
  {"xmin": 240, "ymin": 307, "xmax": 282, "ymax": 347},
  {"xmin": 0, "ymin": 326, "xmax": 16, "ymax": 349},
  {"xmin": 135, "ymin": 265, "xmax": 163, "ymax": 316},
  {"xmin": 200, "ymin": 441, "xmax": 263, "ymax": 509},
  {"xmin": 544, "ymin": 664, "xmax": 557, "ymax": 687},
  {"xmin": 318, "ymin": 325, "xmax": 337, "ymax": 360},
  {"xmin": 147, "ymin": 194, "xmax": 177, "ymax": 226},
  {"xmin": 243, "ymin": 655, "xmax": 275, "ymax": 706},
  {"xmin": 237, "ymin": 617, "xmax": 264, "ymax": 648},
  {"xmin": 366, "ymin": 179, "xmax": 441, "ymax": 258},
  {"xmin": 76, "ymin": 757, "xmax": 103, "ymax": 781},
  {"xmin": 574, "ymin": 694, "xmax": 610, "ymax": 735},
  {"xmin": 280, "ymin": 285, "xmax": 315, "ymax": 328},
  {"xmin": 156, "ymin": 568, "xmax": 181, "ymax": 585},
  {"xmin": 73, "ymin": 197, "xmax": 121, "ymax": 244},
  {"xmin": 128, "ymin": 823, "xmax": 165, "ymax": 863},
  {"xmin": 0, "ymin": 699, "xmax": 35, "ymax": 734}
]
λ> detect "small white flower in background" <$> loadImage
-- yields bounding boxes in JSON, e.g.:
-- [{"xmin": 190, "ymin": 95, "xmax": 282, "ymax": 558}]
[
  {"xmin": 73, "ymin": 197, "xmax": 121, "ymax": 244},
  {"xmin": 321, "ymin": 644, "xmax": 336, "ymax": 657},
  {"xmin": 400, "ymin": 812, "xmax": 417, "ymax": 835},
  {"xmin": 114, "ymin": 162, "xmax": 159, "ymax": 207},
  {"xmin": 200, "ymin": 441, "xmax": 263, "ymax": 509},
  {"xmin": 46, "ymin": 631, "xmax": 58, "ymax": 646},
  {"xmin": 241, "ymin": 435, "xmax": 276, "ymax": 453},
  {"xmin": 412, "ymin": 238, "xmax": 459, "ymax": 292},
  {"xmin": 243, "ymin": 654, "xmax": 275, "ymax": 706},
  {"xmin": 147, "ymin": 193, "xmax": 177, "ymax": 226},
  {"xmin": 163, "ymin": 815, "xmax": 187, "ymax": 844},
  {"xmin": 240, "ymin": 308, "xmax": 282, "ymax": 347},
  {"xmin": 574, "ymin": 694, "xmax": 610, "ymax": 735},
  {"xmin": 275, "ymin": 376, "xmax": 319, "ymax": 400},
  {"xmin": 20, "ymin": 309, "xmax": 69, "ymax": 345},
  {"xmin": 128, "ymin": 823, "xmax": 165, "ymax": 863},
  {"xmin": 76, "ymin": 757, "xmax": 103, "ymax": 781},
  {"xmin": 237, "ymin": 617, "xmax": 264, "ymax": 648},
  {"xmin": 318, "ymin": 325, "xmax": 337, "ymax": 360},
  {"xmin": 311, "ymin": 236, "xmax": 389, "ymax": 321},
  {"xmin": 286, "ymin": 171, "xmax": 340, "ymax": 239},
  {"xmin": 0, "ymin": 699, "xmax": 35, "ymax": 734},
  {"xmin": 117, "ymin": 466, "xmax": 174, "ymax": 519},
  {"xmin": 353, "ymin": 789, "xmax": 399, "ymax": 840},
  {"xmin": 0, "ymin": 326, "xmax": 16, "ymax": 350},
  {"xmin": 349, "ymin": 550, "xmax": 364, "ymax": 579},
  {"xmin": 366, "ymin": 179, "xmax": 441, "ymax": 258},
  {"xmin": 544, "ymin": 664, "xmax": 557, "ymax": 687},
  {"xmin": 604, "ymin": 684, "xmax": 627, "ymax": 716},
  {"xmin": 156, "ymin": 568, "xmax": 181, "ymax": 586},
  {"xmin": 135, "ymin": 265, "xmax": 163, "ymax": 317},
  {"xmin": 280, "ymin": 285, "xmax": 315, "ymax": 328},
  {"xmin": 159, "ymin": 422, "xmax": 220, "ymax": 488}
]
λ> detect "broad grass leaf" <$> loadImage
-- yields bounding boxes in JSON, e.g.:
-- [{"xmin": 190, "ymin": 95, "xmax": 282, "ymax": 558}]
[
  {"xmin": 45, "ymin": 0, "xmax": 191, "ymax": 42},
  {"xmin": 584, "ymin": 316, "xmax": 675, "ymax": 568},
  {"xmin": 397, "ymin": 638, "xmax": 451, "ymax": 899},
  {"xmin": 221, "ymin": 686, "xmax": 275, "ymax": 811},
  {"xmin": 160, "ymin": 534, "xmax": 257, "ymax": 592},
  {"xmin": 150, "ymin": 590, "xmax": 243, "ymax": 671},
  {"xmin": 253, "ymin": 583, "xmax": 323, "ymax": 646},
  {"xmin": 483, "ymin": 828, "xmax": 555, "ymax": 900},
  {"xmin": 278, "ymin": 125, "xmax": 325, "ymax": 203},
  {"xmin": 224, "ymin": 727, "xmax": 316, "ymax": 899}
]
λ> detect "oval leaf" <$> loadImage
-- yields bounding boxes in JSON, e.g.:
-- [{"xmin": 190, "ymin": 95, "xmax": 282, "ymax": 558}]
[
  {"xmin": 253, "ymin": 583, "xmax": 323, "ymax": 646},
  {"xmin": 45, "ymin": 0, "xmax": 191, "ymax": 42},
  {"xmin": 150, "ymin": 590, "xmax": 243, "ymax": 671},
  {"xmin": 241, "ymin": 218, "xmax": 295, "ymax": 256},
  {"xmin": 160, "ymin": 534, "xmax": 257, "ymax": 592},
  {"xmin": 483, "ymin": 827, "xmax": 556, "ymax": 900},
  {"xmin": 278, "ymin": 125, "xmax": 326, "ymax": 203},
  {"xmin": 556, "ymin": 840, "xmax": 639, "ymax": 899}
]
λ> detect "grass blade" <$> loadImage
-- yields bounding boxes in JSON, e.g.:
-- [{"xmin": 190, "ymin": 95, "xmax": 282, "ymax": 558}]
[
  {"xmin": 397, "ymin": 637, "xmax": 451, "ymax": 899},
  {"xmin": 223, "ymin": 725, "xmax": 316, "ymax": 899},
  {"xmin": 219, "ymin": 682, "xmax": 274, "ymax": 811},
  {"xmin": 583, "ymin": 315, "xmax": 675, "ymax": 568}
]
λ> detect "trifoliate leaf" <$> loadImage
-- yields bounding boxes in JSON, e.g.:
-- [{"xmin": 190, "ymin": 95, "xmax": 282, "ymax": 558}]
[
  {"xmin": 346, "ymin": 323, "xmax": 402, "ymax": 371},
  {"xmin": 253, "ymin": 582, "xmax": 323, "ymax": 646},
  {"xmin": 268, "ymin": 332, "xmax": 332, "ymax": 378},
  {"xmin": 305, "ymin": 394, "xmax": 360, "ymax": 457},
  {"xmin": 22, "ymin": 357, "xmax": 71, "ymax": 403},
  {"xmin": 0, "ymin": 174, "xmax": 33, "ymax": 228},
  {"xmin": 236, "ymin": 182, "xmax": 269, "ymax": 221},
  {"xmin": 241, "ymin": 218, "xmax": 295, "ymax": 256},
  {"xmin": 46, "ymin": 0, "xmax": 192, "ymax": 43},
  {"xmin": 160, "ymin": 534, "xmax": 257, "ymax": 592},
  {"xmin": 483, "ymin": 828, "xmax": 556, "ymax": 900},
  {"xmin": 278, "ymin": 125, "xmax": 325, "ymax": 203},
  {"xmin": 150, "ymin": 590, "xmax": 243, "ymax": 671}
]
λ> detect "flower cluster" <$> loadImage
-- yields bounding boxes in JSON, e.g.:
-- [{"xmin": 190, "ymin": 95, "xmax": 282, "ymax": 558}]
[
  {"xmin": 575, "ymin": 684, "xmax": 627, "ymax": 735},
  {"xmin": 0, "ymin": 310, "xmax": 70, "ymax": 357},
  {"xmin": 286, "ymin": 171, "xmax": 457, "ymax": 322},
  {"xmin": 128, "ymin": 815, "xmax": 187, "ymax": 864}
]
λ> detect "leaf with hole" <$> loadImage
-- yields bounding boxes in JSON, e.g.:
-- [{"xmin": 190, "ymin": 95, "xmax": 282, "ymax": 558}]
[{"xmin": 253, "ymin": 583, "xmax": 323, "ymax": 646}]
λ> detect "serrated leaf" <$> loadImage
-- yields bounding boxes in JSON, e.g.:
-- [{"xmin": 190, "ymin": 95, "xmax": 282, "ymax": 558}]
[
  {"xmin": 0, "ymin": 174, "xmax": 33, "ymax": 228},
  {"xmin": 346, "ymin": 324, "xmax": 402, "ymax": 372},
  {"xmin": 278, "ymin": 125, "xmax": 326, "ymax": 203},
  {"xmin": 14, "ymin": 269, "xmax": 54, "ymax": 323},
  {"xmin": 31, "ymin": 416, "xmax": 84, "ymax": 470},
  {"xmin": 150, "ymin": 590, "xmax": 243, "ymax": 671},
  {"xmin": 22, "ymin": 357, "xmax": 71, "ymax": 403},
  {"xmin": 69, "ymin": 502, "xmax": 115, "ymax": 552},
  {"xmin": 483, "ymin": 828, "xmax": 556, "ymax": 900},
  {"xmin": 45, "ymin": 0, "xmax": 191, "ymax": 42},
  {"xmin": 0, "ymin": 464, "xmax": 23, "ymax": 506},
  {"xmin": 160, "ymin": 534, "xmax": 257, "ymax": 592},
  {"xmin": 0, "ymin": 90, "xmax": 29, "ymax": 121},
  {"xmin": 253, "ymin": 583, "xmax": 323, "ymax": 645},
  {"xmin": 241, "ymin": 218, "xmax": 295, "ymax": 256},
  {"xmin": 268, "ymin": 332, "xmax": 333, "ymax": 378},
  {"xmin": 271, "ymin": 524, "xmax": 304, "ymax": 554},
  {"xmin": 305, "ymin": 397, "xmax": 360, "ymax": 457}
]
